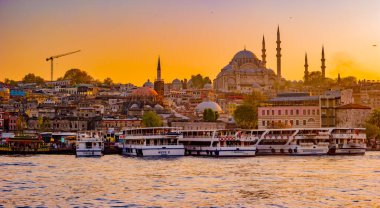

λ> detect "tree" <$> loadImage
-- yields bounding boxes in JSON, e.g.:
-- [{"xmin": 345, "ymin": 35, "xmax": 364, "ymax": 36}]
[
  {"xmin": 22, "ymin": 73, "xmax": 45, "ymax": 85},
  {"xmin": 233, "ymin": 104, "xmax": 257, "ymax": 129},
  {"xmin": 188, "ymin": 74, "xmax": 212, "ymax": 89},
  {"xmin": 142, "ymin": 111, "xmax": 163, "ymax": 127},
  {"xmin": 59, "ymin": 68, "xmax": 94, "ymax": 85},
  {"xmin": 103, "ymin": 77, "xmax": 113, "ymax": 86},
  {"xmin": 243, "ymin": 90, "xmax": 267, "ymax": 106},
  {"xmin": 203, "ymin": 108, "xmax": 219, "ymax": 122},
  {"xmin": 4, "ymin": 78, "xmax": 18, "ymax": 86},
  {"xmin": 366, "ymin": 108, "xmax": 380, "ymax": 127}
]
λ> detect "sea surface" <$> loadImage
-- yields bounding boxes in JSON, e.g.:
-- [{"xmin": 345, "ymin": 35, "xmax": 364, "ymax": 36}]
[{"xmin": 0, "ymin": 153, "xmax": 379, "ymax": 208}]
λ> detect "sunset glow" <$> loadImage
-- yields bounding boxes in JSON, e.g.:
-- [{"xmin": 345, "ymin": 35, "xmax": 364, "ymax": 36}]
[{"xmin": 1, "ymin": 0, "xmax": 379, "ymax": 85}]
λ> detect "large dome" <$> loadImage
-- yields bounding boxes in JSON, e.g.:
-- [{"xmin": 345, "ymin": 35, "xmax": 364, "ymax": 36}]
[
  {"xmin": 232, "ymin": 49, "xmax": 258, "ymax": 61},
  {"xmin": 195, "ymin": 101, "xmax": 223, "ymax": 114},
  {"xmin": 131, "ymin": 87, "xmax": 158, "ymax": 97}
]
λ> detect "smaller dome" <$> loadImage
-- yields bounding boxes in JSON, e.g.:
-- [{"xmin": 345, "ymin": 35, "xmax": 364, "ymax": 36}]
[
  {"xmin": 130, "ymin": 103, "xmax": 139, "ymax": 109},
  {"xmin": 172, "ymin": 79, "xmax": 181, "ymax": 85},
  {"xmin": 204, "ymin": 83, "xmax": 212, "ymax": 89},
  {"xmin": 154, "ymin": 104, "xmax": 164, "ymax": 110},
  {"xmin": 143, "ymin": 79, "xmax": 154, "ymax": 88},
  {"xmin": 131, "ymin": 87, "xmax": 158, "ymax": 97},
  {"xmin": 195, "ymin": 101, "xmax": 223, "ymax": 115}
]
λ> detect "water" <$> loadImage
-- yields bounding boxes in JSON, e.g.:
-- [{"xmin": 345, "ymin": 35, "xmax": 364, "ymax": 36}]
[{"xmin": 0, "ymin": 153, "xmax": 379, "ymax": 207}]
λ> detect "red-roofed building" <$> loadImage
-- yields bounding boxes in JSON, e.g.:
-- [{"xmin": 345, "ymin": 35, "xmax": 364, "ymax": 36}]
[{"xmin": 336, "ymin": 103, "xmax": 371, "ymax": 128}]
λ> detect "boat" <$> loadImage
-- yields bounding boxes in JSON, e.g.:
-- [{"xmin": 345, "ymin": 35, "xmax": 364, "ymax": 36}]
[
  {"xmin": 327, "ymin": 128, "xmax": 366, "ymax": 155},
  {"xmin": 0, "ymin": 133, "xmax": 50, "ymax": 154},
  {"xmin": 179, "ymin": 129, "xmax": 257, "ymax": 157},
  {"xmin": 76, "ymin": 133, "xmax": 104, "ymax": 157},
  {"xmin": 256, "ymin": 128, "xmax": 330, "ymax": 156},
  {"xmin": 121, "ymin": 127, "xmax": 185, "ymax": 157}
]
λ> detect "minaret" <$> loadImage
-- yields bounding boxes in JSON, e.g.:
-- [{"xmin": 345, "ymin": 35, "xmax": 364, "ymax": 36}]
[
  {"xmin": 337, "ymin": 73, "xmax": 341, "ymax": 84},
  {"xmin": 304, "ymin": 53, "xmax": 309, "ymax": 83},
  {"xmin": 261, "ymin": 35, "xmax": 267, "ymax": 68},
  {"xmin": 276, "ymin": 26, "xmax": 282, "ymax": 80},
  {"xmin": 321, "ymin": 46, "xmax": 326, "ymax": 79},
  {"xmin": 157, "ymin": 56, "xmax": 161, "ymax": 81}
]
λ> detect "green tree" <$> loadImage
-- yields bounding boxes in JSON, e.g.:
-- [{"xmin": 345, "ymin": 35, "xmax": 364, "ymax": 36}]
[
  {"xmin": 142, "ymin": 111, "xmax": 163, "ymax": 127},
  {"xmin": 364, "ymin": 123, "xmax": 380, "ymax": 140},
  {"xmin": 188, "ymin": 74, "xmax": 212, "ymax": 89},
  {"xmin": 203, "ymin": 108, "xmax": 219, "ymax": 122},
  {"xmin": 59, "ymin": 68, "xmax": 94, "ymax": 85},
  {"xmin": 4, "ymin": 78, "xmax": 18, "ymax": 86},
  {"xmin": 233, "ymin": 104, "xmax": 257, "ymax": 129},
  {"xmin": 22, "ymin": 73, "xmax": 45, "ymax": 85},
  {"xmin": 366, "ymin": 108, "xmax": 380, "ymax": 127},
  {"xmin": 243, "ymin": 90, "xmax": 267, "ymax": 106},
  {"xmin": 103, "ymin": 77, "xmax": 113, "ymax": 86}
]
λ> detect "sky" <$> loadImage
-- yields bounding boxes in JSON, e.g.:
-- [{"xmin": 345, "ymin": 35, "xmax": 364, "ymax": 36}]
[{"xmin": 0, "ymin": 0, "xmax": 379, "ymax": 86}]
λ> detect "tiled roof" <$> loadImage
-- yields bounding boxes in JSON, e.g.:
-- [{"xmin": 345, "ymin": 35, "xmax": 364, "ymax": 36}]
[{"xmin": 336, "ymin": 103, "xmax": 371, "ymax": 109}]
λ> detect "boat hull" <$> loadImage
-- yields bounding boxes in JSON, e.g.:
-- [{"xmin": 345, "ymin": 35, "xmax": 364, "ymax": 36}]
[
  {"xmin": 76, "ymin": 149, "xmax": 103, "ymax": 157},
  {"xmin": 328, "ymin": 147, "xmax": 366, "ymax": 155},
  {"xmin": 256, "ymin": 145, "xmax": 328, "ymax": 156},
  {"xmin": 185, "ymin": 147, "xmax": 256, "ymax": 157},
  {"xmin": 122, "ymin": 145, "xmax": 185, "ymax": 157}
]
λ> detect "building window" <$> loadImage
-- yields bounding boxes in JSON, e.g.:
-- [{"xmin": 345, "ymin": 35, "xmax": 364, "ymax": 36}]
[
  {"xmin": 290, "ymin": 120, "xmax": 293, "ymax": 125},
  {"xmin": 285, "ymin": 110, "xmax": 288, "ymax": 115},
  {"xmin": 312, "ymin": 110, "xmax": 315, "ymax": 115},
  {"xmin": 296, "ymin": 110, "xmax": 299, "ymax": 115},
  {"xmin": 272, "ymin": 110, "xmax": 275, "ymax": 115},
  {"xmin": 303, "ymin": 120, "xmax": 306, "ymax": 125},
  {"xmin": 278, "ymin": 110, "xmax": 281, "ymax": 115},
  {"xmin": 267, "ymin": 110, "xmax": 270, "ymax": 115},
  {"xmin": 262, "ymin": 110, "xmax": 265, "ymax": 116},
  {"xmin": 317, "ymin": 109, "xmax": 320, "ymax": 115},
  {"xmin": 308, "ymin": 109, "xmax": 311, "ymax": 115},
  {"xmin": 290, "ymin": 110, "xmax": 293, "ymax": 115},
  {"xmin": 296, "ymin": 120, "xmax": 299, "ymax": 125},
  {"xmin": 262, "ymin": 120, "xmax": 265, "ymax": 126},
  {"xmin": 303, "ymin": 109, "xmax": 306, "ymax": 115},
  {"xmin": 285, "ymin": 120, "xmax": 288, "ymax": 125}
]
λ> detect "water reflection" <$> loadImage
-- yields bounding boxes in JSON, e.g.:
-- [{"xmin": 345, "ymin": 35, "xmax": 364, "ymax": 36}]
[{"xmin": 0, "ymin": 153, "xmax": 379, "ymax": 207}]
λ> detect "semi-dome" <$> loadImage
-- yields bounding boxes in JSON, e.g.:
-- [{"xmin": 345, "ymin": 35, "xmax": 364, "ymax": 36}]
[
  {"xmin": 143, "ymin": 79, "xmax": 154, "ymax": 88},
  {"xmin": 131, "ymin": 87, "xmax": 158, "ymax": 97},
  {"xmin": 195, "ymin": 101, "xmax": 223, "ymax": 115}
]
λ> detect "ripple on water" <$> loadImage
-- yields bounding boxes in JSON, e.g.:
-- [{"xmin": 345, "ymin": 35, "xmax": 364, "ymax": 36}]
[{"xmin": 0, "ymin": 153, "xmax": 379, "ymax": 207}]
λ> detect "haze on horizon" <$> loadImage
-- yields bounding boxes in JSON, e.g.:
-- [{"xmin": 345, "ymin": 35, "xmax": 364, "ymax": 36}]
[{"xmin": 0, "ymin": 0, "xmax": 379, "ymax": 86}]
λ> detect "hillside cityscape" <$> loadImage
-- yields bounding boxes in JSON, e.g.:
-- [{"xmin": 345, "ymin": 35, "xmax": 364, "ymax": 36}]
[{"xmin": 1, "ymin": 28, "xmax": 380, "ymax": 150}]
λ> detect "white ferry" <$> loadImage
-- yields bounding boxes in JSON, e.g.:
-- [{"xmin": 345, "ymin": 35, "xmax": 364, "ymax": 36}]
[
  {"xmin": 121, "ymin": 127, "xmax": 185, "ymax": 157},
  {"xmin": 76, "ymin": 133, "xmax": 104, "ymax": 157},
  {"xmin": 327, "ymin": 128, "xmax": 366, "ymax": 155},
  {"xmin": 256, "ymin": 128, "xmax": 330, "ymax": 156},
  {"xmin": 179, "ymin": 129, "xmax": 257, "ymax": 157}
]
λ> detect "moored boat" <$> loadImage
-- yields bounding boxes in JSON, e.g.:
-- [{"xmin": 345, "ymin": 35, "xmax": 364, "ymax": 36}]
[
  {"xmin": 121, "ymin": 127, "xmax": 185, "ymax": 157},
  {"xmin": 76, "ymin": 133, "xmax": 104, "ymax": 157},
  {"xmin": 327, "ymin": 128, "xmax": 366, "ymax": 155},
  {"xmin": 179, "ymin": 129, "xmax": 257, "ymax": 157}
]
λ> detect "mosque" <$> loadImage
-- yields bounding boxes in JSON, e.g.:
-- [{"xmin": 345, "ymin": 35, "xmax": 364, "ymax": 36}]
[{"xmin": 213, "ymin": 27, "xmax": 283, "ymax": 93}]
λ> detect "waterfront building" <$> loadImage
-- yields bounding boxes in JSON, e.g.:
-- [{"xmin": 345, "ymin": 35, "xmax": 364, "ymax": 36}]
[
  {"xmin": 258, "ymin": 92, "xmax": 321, "ymax": 129},
  {"xmin": 335, "ymin": 103, "xmax": 371, "ymax": 128}
]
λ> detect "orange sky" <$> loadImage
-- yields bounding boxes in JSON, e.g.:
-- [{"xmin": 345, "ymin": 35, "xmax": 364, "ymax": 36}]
[{"xmin": 0, "ymin": 0, "xmax": 379, "ymax": 86}]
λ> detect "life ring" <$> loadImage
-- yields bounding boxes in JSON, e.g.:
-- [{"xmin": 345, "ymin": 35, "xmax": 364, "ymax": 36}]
[
  {"xmin": 288, "ymin": 148, "xmax": 293, "ymax": 153},
  {"xmin": 294, "ymin": 148, "xmax": 298, "ymax": 153},
  {"xmin": 271, "ymin": 148, "xmax": 275, "ymax": 153}
]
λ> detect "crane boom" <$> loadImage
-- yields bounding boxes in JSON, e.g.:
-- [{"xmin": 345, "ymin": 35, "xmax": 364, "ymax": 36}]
[{"xmin": 46, "ymin": 50, "xmax": 81, "ymax": 81}]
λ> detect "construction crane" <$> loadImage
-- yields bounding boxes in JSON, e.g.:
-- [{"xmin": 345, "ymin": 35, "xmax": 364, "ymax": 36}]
[{"xmin": 46, "ymin": 50, "xmax": 81, "ymax": 81}]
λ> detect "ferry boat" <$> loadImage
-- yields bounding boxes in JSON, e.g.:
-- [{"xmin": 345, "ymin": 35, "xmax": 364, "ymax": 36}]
[
  {"xmin": 327, "ymin": 128, "xmax": 366, "ymax": 155},
  {"xmin": 0, "ymin": 133, "xmax": 49, "ymax": 154},
  {"xmin": 179, "ymin": 129, "xmax": 257, "ymax": 157},
  {"xmin": 121, "ymin": 127, "xmax": 185, "ymax": 157},
  {"xmin": 76, "ymin": 133, "xmax": 104, "ymax": 157},
  {"xmin": 256, "ymin": 128, "xmax": 330, "ymax": 156}
]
